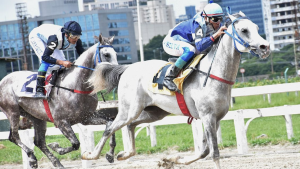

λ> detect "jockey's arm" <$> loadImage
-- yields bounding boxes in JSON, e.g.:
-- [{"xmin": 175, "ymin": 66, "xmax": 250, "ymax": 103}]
[
  {"xmin": 195, "ymin": 25, "xmax": 227, "ymax": 52},
  {"xmin": 42, "ymin": 35, "xmax": 72, "ymax": 68},
  {"xmin": 75, "ymin": 39, "xmax": 85, "ymax": 56}
]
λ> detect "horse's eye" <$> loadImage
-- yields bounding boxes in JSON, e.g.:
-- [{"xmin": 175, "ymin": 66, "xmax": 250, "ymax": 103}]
[{"xmin": 241, "ymin": 28, "xmax": 248, "ymax": 33}]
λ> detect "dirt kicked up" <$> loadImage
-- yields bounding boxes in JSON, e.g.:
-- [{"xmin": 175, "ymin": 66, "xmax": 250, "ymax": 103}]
[{"xmin": 2, "ymin": 144, "xmax": 300, "ymax": 169}]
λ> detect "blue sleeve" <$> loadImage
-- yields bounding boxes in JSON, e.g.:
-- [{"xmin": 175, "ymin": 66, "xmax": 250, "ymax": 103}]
[{"xmin": 195, "ymin": 36, "xmax": 214, "ymax": 52}]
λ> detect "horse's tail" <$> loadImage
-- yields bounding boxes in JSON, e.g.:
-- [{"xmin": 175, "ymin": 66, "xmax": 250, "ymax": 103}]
[{"xmin": 88, "ymin": 63, "xmax": 128, "ymax": 94}]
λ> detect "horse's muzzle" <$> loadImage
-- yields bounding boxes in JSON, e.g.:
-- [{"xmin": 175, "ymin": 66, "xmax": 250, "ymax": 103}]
[{"xmin": 252, "ymin": 44, "xmax": 271, "ymax": 59}]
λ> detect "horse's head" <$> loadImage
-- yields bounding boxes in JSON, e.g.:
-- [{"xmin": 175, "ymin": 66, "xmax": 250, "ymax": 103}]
[
  {"xmin": 97, "ymin": 34, "xmax": 118, "ymax": 65},
  {"xmin": 225, "ymin": 11, "xmax": 271, "ymax": 59}
]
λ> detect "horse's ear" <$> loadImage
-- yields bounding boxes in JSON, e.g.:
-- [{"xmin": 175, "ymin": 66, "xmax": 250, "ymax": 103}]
[
  {"xmin": 239, "ymin": 11, "xmax": 246, "ymax": 17},
  {"xmin": 108, "ymin": 36, "xmax": 115, "ymax": 45},
  {"xmin": 99, "ymin": 34, "xmax": 104, "ymax": 45},
  {"xmin": 228, "ymin": 14, "xmax": 237, "ymax": 21}
]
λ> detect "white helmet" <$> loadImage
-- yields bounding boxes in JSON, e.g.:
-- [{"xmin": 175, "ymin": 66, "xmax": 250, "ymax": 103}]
[{"xmin": 202, "ymin": 1, "xmax": 224, "ymax": 17}]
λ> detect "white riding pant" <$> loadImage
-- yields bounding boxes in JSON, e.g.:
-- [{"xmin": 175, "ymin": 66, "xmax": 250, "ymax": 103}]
[{"xmin": 162, "ymin": 29, "xmax": 197, "ymax": 57}]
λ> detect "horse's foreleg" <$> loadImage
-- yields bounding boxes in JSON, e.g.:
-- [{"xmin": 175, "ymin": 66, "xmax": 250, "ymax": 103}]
[
  {"xmin": 7, "ymin": 112, "xmax": 38, "ymax": 169},
  {"xmin": 162, "ymin": 122, "xmax": 210, "ymax": 165},
  {"xmin": 202, "ymin": 116, "xmax": 221, "ymax": 169},
  {"xmin": 28, "ymin": 115, "xmax": 64, "ymax": 168},
  {"xmin": 48, "ymin": 119, "xmax": 80, "ymax": 155},
  {"xmin": 116, "ymin": 124, "xmax": 136, "ymax": 161},
  {"xmin": 82, "ymin": 103, "xmax": 144, "ymax": 160}
]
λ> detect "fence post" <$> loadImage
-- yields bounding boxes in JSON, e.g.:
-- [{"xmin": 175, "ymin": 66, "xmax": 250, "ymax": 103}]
[
  {"xmin": 19, "ymin": 129, "xmax": 34, "ymax": 169},
  {"xmin": 233, "ymin": 110, "xmax": 248, "ymax": 154},
  {"xmin": 283, "ymin": 114, "xmax": 294, "ymax": 139},
  {"xmin": 149, "ymin": 124, "xmax": 157, "ymax": 147},
  {"xmin": 191, "ymin": 119, "xmax": 203, "ymax": 155},
  {"xmin": 267, "ymin": 94, "xmax": 271, "ymax": 103},
  {"xmin": 77, "ymin": 124, "xmax": 96, "ymax": 168},
  {"xmin": 217, "ymin": 125, "xmax": 222, "ymax": 144}
]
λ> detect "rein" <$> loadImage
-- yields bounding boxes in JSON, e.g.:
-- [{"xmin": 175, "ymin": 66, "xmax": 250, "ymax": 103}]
[{"xmin": 53, "ymin": 42, "xmax": 114, "ymax": 98}]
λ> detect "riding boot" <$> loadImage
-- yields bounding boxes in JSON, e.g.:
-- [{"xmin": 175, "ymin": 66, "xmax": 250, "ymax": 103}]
[
  {"xmin": 33, "ymin": 72, "xmax": 47, "ymax": 99},
  {"xmin": 163, "ymin": 65, "xmax": 181, "ymax": 92},
  {"xmin": 163, "ymin": 47, "xmax": 195, "ymax": 92}
]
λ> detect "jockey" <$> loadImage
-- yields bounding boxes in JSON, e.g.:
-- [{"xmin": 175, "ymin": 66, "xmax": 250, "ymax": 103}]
[
  {"xmin": 29, "ymin": 21, "xmax": 85, "ymax": 99},
  {"xmin": 162, "ymin": 1, "xmax": 227, "ymax": 92}
]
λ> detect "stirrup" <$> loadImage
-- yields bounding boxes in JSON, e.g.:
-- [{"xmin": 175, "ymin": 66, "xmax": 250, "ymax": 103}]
[
  {"xmin": 163, "ymin": 79, "xmax": 181, "ymax": 93},
  {"xmin": 33, "ymin": 92, "xmax": 47, "ymax": 99}
]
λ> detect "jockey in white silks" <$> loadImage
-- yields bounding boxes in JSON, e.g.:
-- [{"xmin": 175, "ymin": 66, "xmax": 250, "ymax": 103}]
[
  {"xmin": 162, "ymin": 2, "xmax": 228, "ymax": 92},
  {"xmin": 29, "ymin": 21, "xmax": 85, "ymax": 99}
]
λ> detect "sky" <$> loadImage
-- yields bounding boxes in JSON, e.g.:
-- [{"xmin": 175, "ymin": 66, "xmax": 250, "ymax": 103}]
[{"xmin": 0, "ymin": 0, "xmax": 205, "ymax": 22}]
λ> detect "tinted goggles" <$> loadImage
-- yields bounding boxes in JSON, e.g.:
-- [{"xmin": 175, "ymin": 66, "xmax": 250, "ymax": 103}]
[
  {"xmin": 69, "ymin": 33, "xmax": 81, "ymax": 40},
  {"xmin": 210, "ymin": 16, "xmax": 223, "ymax": 23}
]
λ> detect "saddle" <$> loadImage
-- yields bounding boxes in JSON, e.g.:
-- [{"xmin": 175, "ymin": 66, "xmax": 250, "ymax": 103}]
[
  {"xmin": 17, "ymin": 69, "xmax": 63, "ymax": 98},
  {"xmin": 149, "ymin": 54, "xmax": 205, "ymax": 95}
]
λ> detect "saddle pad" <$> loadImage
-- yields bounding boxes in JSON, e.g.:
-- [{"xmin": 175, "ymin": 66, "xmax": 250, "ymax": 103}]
[
  {"xmin": 148, "ymin": 54, "xmax": 204, "ymax": 95},
  {"xmin": 16, "ymin": 73, "xmax": 53, "ymax": 98}
]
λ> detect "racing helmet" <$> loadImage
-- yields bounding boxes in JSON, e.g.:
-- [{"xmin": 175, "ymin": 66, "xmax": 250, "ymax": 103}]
[
  {"xmin": 63, "ymin": 21, "xmax": 82, "ymax": 35},
  {"xmin": 202, "ymin": 1, "xmax": 224, "ymax": 17}
]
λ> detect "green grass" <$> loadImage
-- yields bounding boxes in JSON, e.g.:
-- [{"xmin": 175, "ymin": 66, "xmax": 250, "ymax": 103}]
[{"xmin": 1, "ymin": 88, "xmax": 300, "ymax": 164}]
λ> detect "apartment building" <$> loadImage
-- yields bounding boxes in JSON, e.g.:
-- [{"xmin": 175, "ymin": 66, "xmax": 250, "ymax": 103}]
[
  {"xmin": 267, "ymin": 0, "xmax": 300, "ymax": 50},
  {"xmin": 83, "ymin": 0, "xmax": 176, "ymax": 45}
]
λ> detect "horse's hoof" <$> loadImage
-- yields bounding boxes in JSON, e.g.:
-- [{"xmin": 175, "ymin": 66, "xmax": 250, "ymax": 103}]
[
  {"xmin": 29, "ymin": 161, "xmax": 38, "ymax": 169},
  {"xmin": 116, "ymin": 151, "xmax": 125, "ymax": 161},
  {"xmin": 82, "ymin": 151, "xmax": 99, "ymax": 160},
  {"xmin": 106, "ymin": 153, "xmax": 114, "ymax": 163}
]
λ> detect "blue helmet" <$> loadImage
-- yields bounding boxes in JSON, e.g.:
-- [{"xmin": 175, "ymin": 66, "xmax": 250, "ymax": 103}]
[
  {"xmin": 63, "ymin": 21, "xmax": 82, "ymax": 35},
  {"xmin": 202, "ymin": 2, "xmax": 224, "ymax": 17}
]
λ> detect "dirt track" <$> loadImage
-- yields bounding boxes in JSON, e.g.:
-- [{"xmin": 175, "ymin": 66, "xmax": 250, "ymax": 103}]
[{"xmin": 2, "ymin": 144, "xmax": 300, "ymax": 169}]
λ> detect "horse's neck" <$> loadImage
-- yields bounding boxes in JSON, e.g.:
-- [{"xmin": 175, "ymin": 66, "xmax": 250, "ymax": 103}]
[
  {"xmin": 62, "ymin": 46, "xmax": 95, "ymax": 89},
  {"xmin": 201, "ymin": 35, "xmax": 241, "ymax": 83}
]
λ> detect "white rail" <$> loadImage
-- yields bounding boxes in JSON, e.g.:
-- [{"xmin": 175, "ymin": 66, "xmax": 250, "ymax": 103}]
[{"xmin": 0, "ymin": 82, "xmax": 299, "ymax": 169}]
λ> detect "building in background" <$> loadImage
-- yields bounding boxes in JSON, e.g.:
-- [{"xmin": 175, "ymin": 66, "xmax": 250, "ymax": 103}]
[
  {"xmin": 175, "ymin": 6, "xmax": 196, "ymax": 24},
  {"xmin": 213, "ymin": 0, "xmax": 265, "ymax": 36},
  {"xmin": 83, "ymin": 0, "xmax": 175, "ymax": 45},
  {"xmin": 175, "ymin": 15, "xmax": 189, "ymax": 24},
  {"xmin": 185, "ymin": 5, "xmax": 196, "ymax": 19},
  {"xmin": 266, "ymin": 0, "xmax": 300, "ymax": 50},
  {"xmin": 39, "ymin": 0, "xmax": 80, "ymax": 16},
  {"xmin": 0, "ymin": 8, "xmax": 137, "ymax": 73}
]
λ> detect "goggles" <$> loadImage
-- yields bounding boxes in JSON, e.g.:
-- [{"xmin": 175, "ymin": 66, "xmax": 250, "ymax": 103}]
[
  {"xmin": 210, "ymin": 16, "xmax": 223, "ymax": 23},
  {"xmin": 69, "ymin": 33, "xmax": 81, "ymax": 40}
]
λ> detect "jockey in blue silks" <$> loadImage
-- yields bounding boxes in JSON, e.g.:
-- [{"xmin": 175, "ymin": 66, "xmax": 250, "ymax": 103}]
[
  {"xmin": 29, "ymin": 21, "xmax": 85, "ymax": 99},
  {"xmin": 162, "ymin": 1, "xmax": 227, "ymax": 92}
]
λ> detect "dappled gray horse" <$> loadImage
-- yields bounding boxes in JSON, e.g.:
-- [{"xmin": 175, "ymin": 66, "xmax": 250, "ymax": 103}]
[
  {"xmin": 0, "ymin": 35, "xmax": 118, "ymax": 169},
  {"xmin": 86, "ymin": 12, "xmax": 271, "ymax": 168}
]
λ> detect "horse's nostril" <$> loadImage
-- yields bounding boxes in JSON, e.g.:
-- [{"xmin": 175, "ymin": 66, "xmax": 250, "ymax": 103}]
[{"xmin": 260, "ymin": 45, "xmax": 266, "ymax": 50}]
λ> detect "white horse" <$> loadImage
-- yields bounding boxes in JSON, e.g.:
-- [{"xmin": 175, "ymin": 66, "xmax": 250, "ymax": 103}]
[{"xmin": 85, "ymin": 12, "xmax": 271, "ymax": 168}]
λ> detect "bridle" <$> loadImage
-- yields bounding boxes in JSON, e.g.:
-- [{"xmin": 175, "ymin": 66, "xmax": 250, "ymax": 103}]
[{"xmin": 224, "ymin": 16, "xmax": 259, "ymax": 57}]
